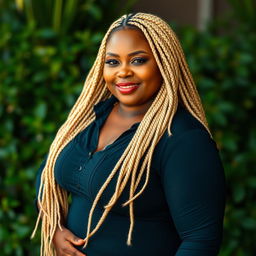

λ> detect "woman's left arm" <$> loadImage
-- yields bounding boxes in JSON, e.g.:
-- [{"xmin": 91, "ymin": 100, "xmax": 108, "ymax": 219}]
[{"xmin": 160, "ymin": 129, "xmax": 226, "ymax": 256}]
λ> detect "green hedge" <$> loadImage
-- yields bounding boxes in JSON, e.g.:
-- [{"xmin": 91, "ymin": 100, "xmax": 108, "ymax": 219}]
[
  {"xmin": 0, "ymin": 1, "xmax": 135, "ymax": 255},
  {"xmin": 1, "ymin": 3, "xmax": 255, "ymax": 256}
]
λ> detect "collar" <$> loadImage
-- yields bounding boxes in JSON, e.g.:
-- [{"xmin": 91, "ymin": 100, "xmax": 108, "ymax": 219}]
[{"xmin": 93, "ymin": 95, "xmax": 118, "ymax": 118}]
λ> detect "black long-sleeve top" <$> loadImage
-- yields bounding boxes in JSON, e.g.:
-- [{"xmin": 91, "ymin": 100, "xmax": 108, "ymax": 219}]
[{"xmin": 35, "ymin": 95, "xmax": 226, "ymax": 256}]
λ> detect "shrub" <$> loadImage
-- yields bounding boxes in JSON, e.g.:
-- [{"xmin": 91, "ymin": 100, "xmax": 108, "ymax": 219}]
[{"xmin": 0, "ymin": 1, "xmax": 135, "ymax": 255}]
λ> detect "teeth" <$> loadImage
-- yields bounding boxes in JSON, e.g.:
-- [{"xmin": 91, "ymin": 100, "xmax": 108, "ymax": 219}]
[{"xmin": 119, "ymin": 84, "xmax": 138, "ymax": 88}]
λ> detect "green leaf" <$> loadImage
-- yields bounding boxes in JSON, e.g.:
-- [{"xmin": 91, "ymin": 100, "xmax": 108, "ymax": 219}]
[
  {"xmin": 233, "ymin": 186, "xmax": 245, "ymax": 203},
  {"xmin": 242, "ymin": 218, "xmax": 256, "ymax": 230},
  {"xmin": 34, "ymin": 102, "xmax": 47, "ymax": 119}
]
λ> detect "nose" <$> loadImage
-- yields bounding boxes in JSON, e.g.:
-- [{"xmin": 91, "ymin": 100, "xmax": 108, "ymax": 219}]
[{"xmin": 117, "ymin": 64, "xmax": 133, "ymax": 78}]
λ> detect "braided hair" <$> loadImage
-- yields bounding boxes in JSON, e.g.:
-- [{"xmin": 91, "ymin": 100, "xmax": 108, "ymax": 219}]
[{"xmin": 31, "ymin": 12, "xmax": 211, "ymax": 255}]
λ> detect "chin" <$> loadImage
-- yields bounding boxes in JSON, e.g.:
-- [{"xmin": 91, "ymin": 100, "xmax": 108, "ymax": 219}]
[{"xmin": 119, "ymin": 98, "xmax": 148, "ymax": 107}]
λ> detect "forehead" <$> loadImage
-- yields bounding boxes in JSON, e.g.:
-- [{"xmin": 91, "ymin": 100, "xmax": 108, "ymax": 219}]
[{"xmin": 106, "ymin": 28, "xmax": 151, "ymax": 52}]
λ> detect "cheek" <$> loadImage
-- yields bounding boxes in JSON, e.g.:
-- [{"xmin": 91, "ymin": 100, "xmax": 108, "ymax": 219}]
[
  {"xmin": 103, "ymin": 69, "xmax": 115, "ymax": 93},
  {"xmin": 150, "ymin": 64, "xmax": 162, "ymax": 83},
  {"xmin": 139, "ymin": 63, "xmax": 161, "ymax": 81},
  {"xmin": 144, "ymin": 73, "xmax": 161, "ymax": 87},
  {"xmin": 135, "ymin": 68, "xmax": 153, "ymax": 81},
  {"xmin": 103, "ymin": 68, "xmax": 113, "ymax": 83},
  {"xmin": 143, "ymin": 64, "xmax": 163, "ymax": 88}
]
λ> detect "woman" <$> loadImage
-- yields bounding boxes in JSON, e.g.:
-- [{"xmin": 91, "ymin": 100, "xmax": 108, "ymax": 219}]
[{"xmin": 32, "ymin": 12, "xmax": 226, "ymax": 256}]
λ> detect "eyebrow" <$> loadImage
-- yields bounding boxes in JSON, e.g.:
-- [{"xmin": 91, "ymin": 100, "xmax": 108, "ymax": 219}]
[{"xmin": 106, "ymin": 50, "xmax": 148, "ymax": 57}]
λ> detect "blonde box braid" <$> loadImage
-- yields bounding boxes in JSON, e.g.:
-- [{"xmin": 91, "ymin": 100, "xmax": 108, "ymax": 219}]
[{"xmin": 31, "ymin": 12, "xmax": 212, "ymax": 255}]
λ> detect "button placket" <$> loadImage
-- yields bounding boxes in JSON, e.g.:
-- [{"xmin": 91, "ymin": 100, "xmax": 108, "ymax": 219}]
[
  {"xmin": 74, "ymin": 158, "xmax": 85, "ymax": 191},
  {"xmin": 77, "ymin": 154, "xmax": 95, "ymax": 195},
  {"xmin": 77, "ymin": 152, "xmax": 91, "ymax": 172},
  {"xmin": 80, "ymin": 151, "xmax": 93, "ymax": 172}
]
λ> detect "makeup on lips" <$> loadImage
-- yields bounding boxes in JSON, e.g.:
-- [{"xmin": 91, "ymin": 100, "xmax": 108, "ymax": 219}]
[{"xmin": 116, "ymin": 82, "xmax": 140, "ymax": 94}]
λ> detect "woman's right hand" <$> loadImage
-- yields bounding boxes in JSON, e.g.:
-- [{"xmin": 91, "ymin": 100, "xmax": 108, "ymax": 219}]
[{"xmin": 53, "ymin": 225, "xmax": 86, "ymax": 256}]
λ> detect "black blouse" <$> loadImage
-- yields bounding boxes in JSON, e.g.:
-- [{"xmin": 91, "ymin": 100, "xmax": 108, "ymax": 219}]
[{"xmin": 35, "ymin": 95, "xmax": 226, "ymax": 256}]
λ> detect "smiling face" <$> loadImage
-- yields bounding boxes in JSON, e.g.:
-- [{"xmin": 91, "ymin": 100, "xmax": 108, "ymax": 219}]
[{"xmin": 103, "ymin": 28, "xmax": 163, "ymax": 107}]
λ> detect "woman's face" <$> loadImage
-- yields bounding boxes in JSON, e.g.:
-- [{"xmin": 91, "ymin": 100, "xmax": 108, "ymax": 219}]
[{"xmin": 103, "ymin": 28, "xmax": 163, "ymax": 107}]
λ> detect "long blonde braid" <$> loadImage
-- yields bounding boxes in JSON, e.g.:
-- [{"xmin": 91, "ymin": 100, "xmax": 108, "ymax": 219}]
[{"xmin": 31, "ymin": 12, "xmax": 212, "ymax": 255}]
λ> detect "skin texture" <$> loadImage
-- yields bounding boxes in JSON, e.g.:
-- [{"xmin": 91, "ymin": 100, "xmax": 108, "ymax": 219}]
[
  {"xmin": 37, "ymin": 199, "xmax": 86, "ymax": 255},
  {"xmin": 93, "ymin": 28, "xmax": 164, "ymax": 152},
  {"xmin": 103, "ymin": 28, "xmax": 163, "ymax": 116},
  {"xmin": 52, "ymin": 225, "xmax": 86, "ymax": 256},
  {"xmin": 52, "ymin": 28, "xmax": 163, "ymax": 256}
]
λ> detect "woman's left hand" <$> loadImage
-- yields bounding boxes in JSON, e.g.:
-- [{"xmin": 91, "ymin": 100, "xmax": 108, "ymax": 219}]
[{"xmin": 52, "ymin": 224, "xmax": 86, "ymax": 256}]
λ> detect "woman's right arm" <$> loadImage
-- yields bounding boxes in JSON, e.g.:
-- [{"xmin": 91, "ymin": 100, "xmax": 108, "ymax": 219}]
[
  {"xmin": 35, "ymin": 154, "xmax": 48, "ymax": 211},
  {"xmin": 35, "ymin": 155, "xmax": 86, "ymax": 256}
]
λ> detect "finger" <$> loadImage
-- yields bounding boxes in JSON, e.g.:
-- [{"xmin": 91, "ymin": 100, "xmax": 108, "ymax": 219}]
[
  {"xmin": 71, "ymin": 238, "xmax": 85, "ymax": 246},
  {"xmin": 67, "ymin": 235, "xmax": 85, "ymax": 246},
  {"xmin": 65, "ymin": 231, "xmax": 85, "ymax": 246}
]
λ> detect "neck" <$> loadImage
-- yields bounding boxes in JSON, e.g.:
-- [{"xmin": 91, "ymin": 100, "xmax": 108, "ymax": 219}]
[{"xmin": 116, "ymin": 99, "xmax": 154, "ymax": 118}]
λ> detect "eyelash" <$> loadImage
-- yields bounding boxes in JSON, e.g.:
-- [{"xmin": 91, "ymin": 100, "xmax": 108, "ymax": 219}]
[{"xmin": 104, "ymin": 57, "xmax": 148, "ymax": 66}]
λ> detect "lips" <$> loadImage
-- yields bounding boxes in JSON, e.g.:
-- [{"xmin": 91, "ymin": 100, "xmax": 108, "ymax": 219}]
[
  {"xmin": 115, "ymin": 82, "xmax": 140, "ymax": 94},
  {"xmin": 116, "ymin": 82, "xmax": 139, "ymax": 87}
]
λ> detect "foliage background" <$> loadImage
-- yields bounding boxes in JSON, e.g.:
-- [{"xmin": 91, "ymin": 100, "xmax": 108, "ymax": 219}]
[{"xmin": 0, "ymin": 0, "xmax": 255, "ymax": 255}]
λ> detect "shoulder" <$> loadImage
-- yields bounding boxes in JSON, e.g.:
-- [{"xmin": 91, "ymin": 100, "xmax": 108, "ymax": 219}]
[
  {"xmin": 158, "ymin": 103, "xmax": 211, "ymax": 145},
  {"xmin": 167, "ymin": 103, "xmax": 207, "ymax": 137},
  {"xmin": 153, "ymin": 103, "xmax": 217, "ymax": 169}
]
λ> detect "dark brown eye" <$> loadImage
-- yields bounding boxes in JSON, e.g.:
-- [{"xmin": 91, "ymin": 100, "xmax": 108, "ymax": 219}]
[
  {"xmin": 105, "ymin": 59, "xmax": 119, "ymax": 66},
  {"xmin": 132, "ymin": 58, "xmax": 148, "ymax": 65}
]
